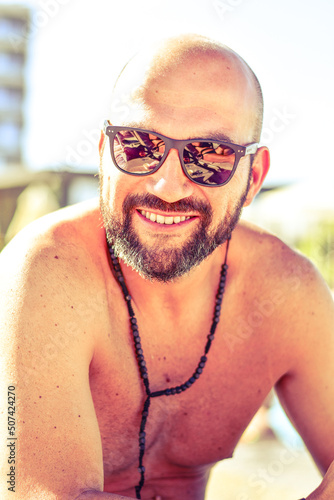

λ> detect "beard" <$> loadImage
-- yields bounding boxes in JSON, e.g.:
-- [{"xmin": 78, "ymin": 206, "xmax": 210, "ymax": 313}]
[{"xmin": 99, "ymin": 177, "xmax": 250, "ymax": 283}]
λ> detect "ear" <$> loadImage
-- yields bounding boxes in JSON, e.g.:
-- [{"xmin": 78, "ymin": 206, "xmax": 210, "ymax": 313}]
[{"xmin": 243, "ymin": 146, "xmax": 270, "ymax": 207}]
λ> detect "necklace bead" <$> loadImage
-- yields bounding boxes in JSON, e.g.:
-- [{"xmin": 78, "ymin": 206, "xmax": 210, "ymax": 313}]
[{"xmin": 107, "ymin": 237, "xmax": 230, "ymax": 499}]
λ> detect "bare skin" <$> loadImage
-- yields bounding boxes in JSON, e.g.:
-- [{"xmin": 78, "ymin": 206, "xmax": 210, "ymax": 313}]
[{"xmin": 1, "ymin": 35, "xmax": 334, "ymax": 500}]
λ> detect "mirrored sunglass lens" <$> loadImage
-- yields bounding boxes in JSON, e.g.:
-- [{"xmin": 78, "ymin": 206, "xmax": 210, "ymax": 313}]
[
  {"xmin": 113, "ymin": 130, "xmax": 164, "ymax": 173},
  {"xmin": 183, "ymin": 141, "xmax": 235, "ymax": 185}
]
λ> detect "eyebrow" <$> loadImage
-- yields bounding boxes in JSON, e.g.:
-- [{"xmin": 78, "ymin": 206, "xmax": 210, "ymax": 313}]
[
  {"xmin": 203, "ymin": 131, "xmax": 235, "ymax": 143},
  {"xmin": 122, "ymin": 122, "xmax": 236, "ymax": 144}
]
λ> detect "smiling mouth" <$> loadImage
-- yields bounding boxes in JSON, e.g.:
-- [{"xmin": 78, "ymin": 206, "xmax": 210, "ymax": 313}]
[{"xmin": 140, "ymin": 210, "xmax": 194, "ymax": 225}]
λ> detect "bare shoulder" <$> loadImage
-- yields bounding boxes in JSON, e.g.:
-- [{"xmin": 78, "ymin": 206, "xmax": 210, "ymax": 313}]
[
  {"xmin": 233, "ymin": 220, "xmax": 334, "ymax": 370},
  {"xmin": 0, "ymin": 197, "xmax": 104, "ymax": 280},
  {"xmin": 234, "ymin": 219, "xmax": 328, "ymax": 292},
  {"xmin": 0, "ymin": 197, "xmax": 109, "ymax": 356}
]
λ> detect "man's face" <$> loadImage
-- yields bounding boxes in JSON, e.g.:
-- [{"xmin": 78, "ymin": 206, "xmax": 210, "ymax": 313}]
[{"xmin": 100, "ymin": 49, "xmax": 257, "ymax": 282}]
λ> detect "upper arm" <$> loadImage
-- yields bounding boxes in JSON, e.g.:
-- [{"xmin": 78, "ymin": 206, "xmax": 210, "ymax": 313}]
[
  {"xmin": 274, "ymin": 255, "xmax": 334, "ymax": 474},
  {"xmin": 0, "ymin": 234, "xmax": 105, "ymax": 499}
]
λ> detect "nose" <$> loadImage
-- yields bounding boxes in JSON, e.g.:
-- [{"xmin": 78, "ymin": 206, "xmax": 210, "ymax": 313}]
[{"xmin": 145, "ymin": 148, "xmax": 195, "ymax": 203}]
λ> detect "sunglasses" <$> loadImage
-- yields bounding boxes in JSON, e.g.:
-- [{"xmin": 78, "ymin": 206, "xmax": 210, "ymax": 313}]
[{"xmin": 103, "ymin": 121, "xmax": 258, "ymax": 187}]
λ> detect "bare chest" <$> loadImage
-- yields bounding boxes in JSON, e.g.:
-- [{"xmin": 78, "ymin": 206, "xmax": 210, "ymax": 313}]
[{"xmin": 89, "ymin": 300, "xmax": 275, "ymax": 493}]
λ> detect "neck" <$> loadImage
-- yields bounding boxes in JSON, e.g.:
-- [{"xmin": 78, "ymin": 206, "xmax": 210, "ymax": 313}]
[{"xmin": 114, "ymin": 242, "xmax": 229, "ymax": 312}]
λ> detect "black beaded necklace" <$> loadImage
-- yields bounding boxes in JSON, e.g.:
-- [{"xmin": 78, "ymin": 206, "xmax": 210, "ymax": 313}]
[{"xmin": 107, "ymin": 237, "xmax": 230, "ymax": 499}]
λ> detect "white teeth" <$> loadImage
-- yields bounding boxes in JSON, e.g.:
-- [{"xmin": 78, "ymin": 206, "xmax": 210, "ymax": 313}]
[{"xmin": 141, "ymin": 210, "xmax": 192, "ymax": 225}]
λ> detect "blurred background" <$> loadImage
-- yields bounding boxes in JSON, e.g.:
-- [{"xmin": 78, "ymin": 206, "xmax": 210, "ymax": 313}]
[
  {"xmin": 0, "ymin": 0, "xmax": 333, "ymax": 497},
  {"xmin": 0, "ymin": 0, "xmax": 334, "ymax": 291}
]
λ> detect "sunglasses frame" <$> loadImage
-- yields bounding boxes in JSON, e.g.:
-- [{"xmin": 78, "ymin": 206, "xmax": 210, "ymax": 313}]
[{"xmin": 103, "ymin": 121, "xmax": 258, "ymax": 187}]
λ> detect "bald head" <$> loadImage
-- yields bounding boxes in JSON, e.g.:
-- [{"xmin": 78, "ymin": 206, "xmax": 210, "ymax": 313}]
[{"xmin": 111, "ymin": 34, "xmax": 263, "ymax": 143}]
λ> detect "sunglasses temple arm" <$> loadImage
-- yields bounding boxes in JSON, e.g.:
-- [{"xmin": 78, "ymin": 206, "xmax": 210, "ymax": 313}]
[
  {"xmin": 103, "ymin": 120, "xmax": 111, "ymax": 134},
  {"xmin": 245, "ymin": 143, "xmax": 258, "ymax": 155}
]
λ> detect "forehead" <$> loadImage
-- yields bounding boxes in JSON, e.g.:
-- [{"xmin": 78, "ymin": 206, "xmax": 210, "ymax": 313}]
[{"xmin": 111, "ymin": 45, "xmax": 258, "ymax": 143}]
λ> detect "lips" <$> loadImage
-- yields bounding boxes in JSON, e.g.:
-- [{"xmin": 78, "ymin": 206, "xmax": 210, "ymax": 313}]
[{"xmin": 140, "ymin": 210, "xmax": 192, "ymax": 225}]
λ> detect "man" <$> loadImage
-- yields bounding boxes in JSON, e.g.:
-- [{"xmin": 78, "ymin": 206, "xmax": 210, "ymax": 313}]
[{"xmin": 0, "ymin": 34, "xmax": 334, "ymax": 500}]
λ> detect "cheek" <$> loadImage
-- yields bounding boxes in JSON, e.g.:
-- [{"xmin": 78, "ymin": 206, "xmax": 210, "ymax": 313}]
[
  {"xmin": 100, "ymin": 159, "xmax": 125, "ymax": 215},
  {"xmin": 232, "ymin": 156, "xmax": 250, "ymax": 186},
  {"xmin": 228, "ymin": 159, "xmax": 251, "ymax": 201},
  {"xmin": 101, "ymin": 155, "xmax": 146, "ymax": 219},
  {"xmin": 210, "ymin": 167, "xmax": 249, "ymax": 219}
]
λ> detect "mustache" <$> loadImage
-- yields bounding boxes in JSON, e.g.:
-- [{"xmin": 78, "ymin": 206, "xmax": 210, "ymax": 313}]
[{"xmin": 123, "ymin": 193, "xmax": 213, "ymax": 216}]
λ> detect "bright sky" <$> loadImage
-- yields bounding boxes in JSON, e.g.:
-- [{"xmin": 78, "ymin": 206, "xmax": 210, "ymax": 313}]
[{"xmin": 6, "ymin": 0, "xmax": 334, "ymax": 186}]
